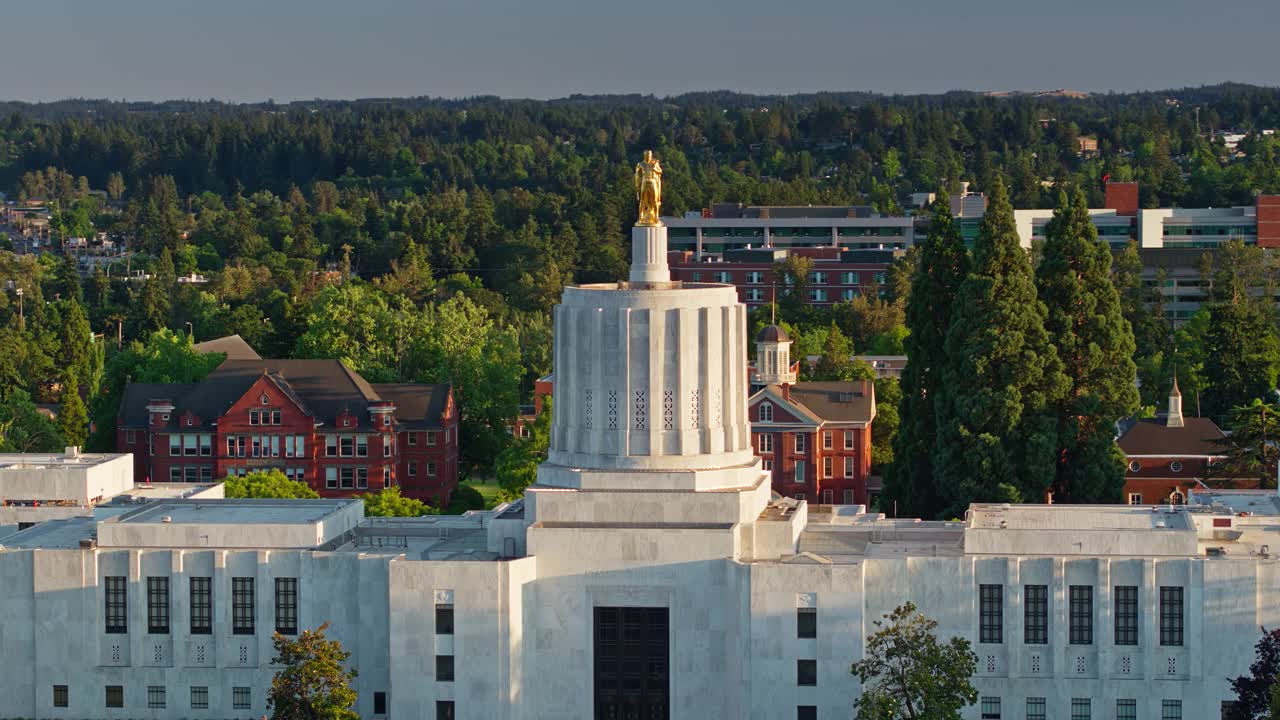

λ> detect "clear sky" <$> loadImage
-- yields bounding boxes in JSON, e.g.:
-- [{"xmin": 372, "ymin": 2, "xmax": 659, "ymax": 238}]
[{"xmin": 5, "ymin": 0, "xmax": 1278, "ymax": 102}]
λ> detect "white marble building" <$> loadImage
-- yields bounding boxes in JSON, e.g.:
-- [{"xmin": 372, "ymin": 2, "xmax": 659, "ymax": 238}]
[{"xmin": 0, "ymin": 222, "xmax": 1277, "ymax": 720}]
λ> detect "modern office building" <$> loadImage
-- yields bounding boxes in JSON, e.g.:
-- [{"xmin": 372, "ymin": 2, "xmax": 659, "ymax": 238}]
[
  {"xmin": 663, "ymin": 203, "xmax": 916, "ymax": 260},
  {"xmin": 669, "ymin": 247, "xmax": 899, "ymax": 310},
  {"xmin": 0, "ymin": 178, "xmax": 1274, "ymax": 720},
  {"xmin": 116, "ymin": 359, "xmax": 459, "ymax": 505}
]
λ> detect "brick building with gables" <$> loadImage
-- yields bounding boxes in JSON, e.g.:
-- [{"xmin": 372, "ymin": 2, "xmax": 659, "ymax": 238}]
[
  {"xmin": 746, "ymin": 325, "xmax": 876, "ymax": 505},
  {"xmin": 116, "ymin": 359, "xmax": 459, "ymax": 504}
]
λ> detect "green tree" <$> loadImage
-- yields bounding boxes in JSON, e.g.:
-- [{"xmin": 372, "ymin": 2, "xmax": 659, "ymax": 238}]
[
  {"xmin": 933, "ymin": 177, "xmax": 1066, "ymax": 515},
  {"xmin": 495, "ymin": 397, "xmax": 551, "ymax": 501},
  {"xmin": 268, "ymin": 622, "xmax": 359, "ymax": 720},
  {"xmin": 1036, "ymin": 189, "xmax": 1139, "ymax": 503},
  {"xmin": 811, "ymin": 323, "xmax": 859, "ymax": 380},
  {"xmin": 224, "ymin": 470, "xmax": 320, "ymax": 499},
  {"xmin": 58, "ymin": 369, "xmax": 88, "ymax": 447},
  {"xmin": 1211, "ymin": 400, "xmax": 1280, "ymax": 488},
  {"xmin": 772, "ymin": 254, "xmax": 814, "ymax": 319},
  {"xmin": 851, "ymin": 603, "xmax": 978, "ymax": 720},
  {"xmin": 871, "ymin": 377, "xmax": 901, "ymax": 471},
  {"xmin": 57, "ymin": 299, "xmax": 94, "ymax": 390},
  {"xmin": 885, "ymin": 202, "xmax": 968, "ymax": 518},
  {"xmin": 362, "ymin": 486, "xmax": 439, "ymax": 516},
  {"xmin": 1203, "ymin": 301, "xmax": 1280, "ymax": 422},
  {"xmin": 0, "ymin": 389, "xmax": 63, "ymax": 452}
]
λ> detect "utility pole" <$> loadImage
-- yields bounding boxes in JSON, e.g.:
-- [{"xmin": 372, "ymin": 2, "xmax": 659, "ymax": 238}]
[{"xmin": 15, "ymin": 287, "xmax": 23, "ymax": 329}]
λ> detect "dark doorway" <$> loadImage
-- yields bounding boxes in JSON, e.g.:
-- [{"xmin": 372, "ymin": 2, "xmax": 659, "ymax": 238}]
[{"xmin": 594, "ymin": 606, "xmax": 669, "ymax": 720}]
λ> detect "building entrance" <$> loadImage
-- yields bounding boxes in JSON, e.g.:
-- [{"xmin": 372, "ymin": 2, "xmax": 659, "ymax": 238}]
[{"xmin": 594, "ymin": 606, "xmax": 669, "ymax": 720}]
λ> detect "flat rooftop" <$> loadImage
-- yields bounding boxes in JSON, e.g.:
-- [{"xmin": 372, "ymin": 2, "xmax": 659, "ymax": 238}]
[
  {"xmin": 333, "ymin": 513, "xmax": 496, "ymax": 560},
  {"xmin": 966, "ymin": 503, "xmax": 1193, "ymax": 531},
  {"xmin": 2, "ymin": 516, "xmax": 96, "ymax": 549},
  {"xmin": 119, "ymin": 499, "xmax": 350, "ymax": 525},
  {"xmin": 1189, "ymin": 489, "xmax": 1280, "ymax": 516},
  {"xmin": 0, "ymin": 451, "xmax": 129, "ymax": 470}
]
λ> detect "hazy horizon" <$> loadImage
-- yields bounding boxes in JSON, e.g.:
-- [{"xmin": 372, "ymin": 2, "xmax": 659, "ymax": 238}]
[{"xmin": 4, "ymin": 0, "xmax": 1278, "ymax": 104}]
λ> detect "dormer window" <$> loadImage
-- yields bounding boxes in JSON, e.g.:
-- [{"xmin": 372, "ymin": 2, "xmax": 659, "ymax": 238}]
[
  {"xmin": 759, "ymin": 402, "xmax": 773, "ymax": 422},
  {"xmin": 343, "ymin": 418, "xmax": 351, "ymax": 428},
  {"xmin": 186, "ymin": 417, "xmax": 193, "ymax": 427},
  {"xmin": 260, "ymin": 393, "xmax": 270, "ymax": 405}
]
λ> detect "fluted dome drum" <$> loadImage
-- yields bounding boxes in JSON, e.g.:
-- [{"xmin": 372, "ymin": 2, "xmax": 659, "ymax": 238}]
[{"xmin": 545, "ymin": 279, "xmax": 755, "ymax": 474}]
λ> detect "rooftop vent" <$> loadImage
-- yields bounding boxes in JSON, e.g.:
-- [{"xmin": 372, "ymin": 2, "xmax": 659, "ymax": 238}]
[{"xmin": 160, "ymin": 516, "xmax": 172, "ymax": 523}]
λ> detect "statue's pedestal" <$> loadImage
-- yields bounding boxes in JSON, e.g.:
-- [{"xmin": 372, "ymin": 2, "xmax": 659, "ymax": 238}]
[{"xmin": 629, "ymin": 224, "xmax": 669, "ymax": 283}]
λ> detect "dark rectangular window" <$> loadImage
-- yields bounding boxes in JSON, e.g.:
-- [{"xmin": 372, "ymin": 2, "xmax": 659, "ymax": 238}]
[
  {"xmin": 105, "ymin": 685, "xmax": 123, "ymax": 708},
  {"xmin": 797, "ymin": 607, "xmax": 817, "ymax": 639},
  {"xmin": 1069, "ymin": 585, "xmax": 1093, "ymax": 645},
  {"xmin": 52, "ymin": 685, "xmax": 68, "ymax": 708},
  {"xmin": 232, "ymin": 577, "xmax": 255, "ymax": 635},
  {"xmin": 594, "ymin": 607, "xmax": 668, "ymax": 720},
  {"xmin": 1026, "ymin": 698, "xmax": 1046, "ymax": 720},
  {"xmin": 104, "ymin": 576, "xmax": 127, "ymax": 634},
  {"xmin": 979, "ymin": 584, "xmax": 1002, "ymax": 644},
  {"xmin": 191, "ymin": 686, "xmax": 208, "ymax": 709},
  {"xmin": 436, "ymin": 655, "xmax": 455, "ymax": 682},
  {"xmin": 1024, "ymin": 584, "xmax": 1047, "ymax": 644},
  {"xmin": 1160, "ymin": 586, "xmax": 1184, "ymax": 646},
  {"xmin": 374, "ymin": 691, "xmax": 387, "ymax": 715},
  {"xmin": 797, "ymin": 659, "xmax": 817, "ymax": 686},
  {"xmin": 1162, "ymin": 700, "xmax": 1182, "ymax": 720},
  {"xmin": 436, "ymin": 700, "xmax": 455, "ymax": 720},
  {"xmin": 1117, "ymin": 699, "xmax": 1137, "ymax": 720},
  {"xmin": 797, "ymin": 707, "xmax": 817, "ymax": 720},
  {"xmin": 1071, "ymin": 698, "xmax": 1091, "ymax": 720},
  {"xmin": 233, "ymin": 686, "xmax": 250, "ymax": 710},
  {"xmin": 190, "ymin": 577, "xmax": 212, "ymax": 634},
  {"xmin": 148, "ymin": 685, "xmax": 165, "ymax": 709},
  {"xmin": 275, "ymin": 578, "xmax": 298, "ymax": 635},
  {"xmin": 436, "ymin": 604, "xmax": 454, "ymax": 635},
  {"xmin": 1115, "ymin": 585, "xmax": 1138, "ymax": 645},
  {"xmin": 147, "ymin": 577, "xmax": 169, "ymax": 634},
  {"xmin": 981, "ymin": 696, "xmax": 1001, "ymax": 719}
]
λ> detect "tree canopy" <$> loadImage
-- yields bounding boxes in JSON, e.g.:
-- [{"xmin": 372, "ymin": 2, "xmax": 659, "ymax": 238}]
[
  {"xmin": 224, "ymin": 470, "xmax": 321, "ymax": 499},
  {"xmin": 851, "ymin": 602, "xmax": 978, "ymax": 720},
  {"xmin": 268, "ymin": 622, "xmax": 359, "ymax": 720}
]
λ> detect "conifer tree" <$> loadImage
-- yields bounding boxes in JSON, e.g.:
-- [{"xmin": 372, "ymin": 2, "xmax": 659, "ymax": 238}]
[
  {"xmin": 932, "ymin": 178, "xmax": 1066, "ymax": 515},
  {"xmin": 58, "ymin": 369, "xmax": 88, "ymax": 448},
  {"xmin": 1036, "ymin": 189, "xmax": 1139, "ymax": 502},
  {"xmin": 884, "ymin": 200, "xmax": 968, "ymax": 518}
]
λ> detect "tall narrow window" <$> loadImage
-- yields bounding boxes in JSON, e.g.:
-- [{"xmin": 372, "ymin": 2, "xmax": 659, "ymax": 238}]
[
  {"xmin": 794, "ymin": 460, "xmax": 805, "ymax": 484},
  {"xmin": 357, "ymin": 436, "xmax": 368, "ymax": 457},
  {"xmin": 843, "ymin": 430, "xmax": 854, "ymax": 449},
  {"xmin": 759, "ymin": 403, "xmax": 773, "ymax": 422},
  {"xmin": 52, "ymin": 685, "xmax": 68, "ymax": 708},
  {"xmin": 374, "ymin": 692, "xmax": 388, "ymax": 715},
  {"xmin": 1160, "ymin": 586, "xmax": 1184, "ymax": 646},
  {"xmin": 979, "ymin": 584, "xmax": 1002, "ymax": 644},
  {"xmin": 436, "ymin": 603, "xmax": 454, "ymax": 635},
  {"xmin": 436, "ymin": 655, "xmax": 455, "ymax": 682},
  {"xmin": 275, "ymin": 578, "xmax": 298, "ymax": 635},
  {"xmin": 104, "ymin": 576, "xmax": 127, "ymax": 634},
  {"xmin": 190, "ymin": 577, "xmax": 211, "ymax": 635},
  {"xmin": 1024, "ymin": 584, "xmax": 1047, "ymax": 644},
  {"xmin": 794, "ymin": 433, "xmax": 805, "ymax": 453},
  {"xmin": 1069, "ymin": 585, "xmax": 1093, "ymax": 645},
  {"xmin": 1115, "ymin": 585, "xmax": 1138, "ymax": 645},
  {"xmin": 232, "ymin": 577, "xmax": 255, "ymax": 635},
  {"xmin": 796, "ymin": 659, "xmax": 817, "ymax": 686},
  {"xmin": 436, "ymin": 701, "xmax": 455, "ymax": 720},
  {"xmin": 759, "ymin": 433, "xmax": 773, "ymax": 454},
  {"xmin": 797, "ymin": 607, "xmax": 817, "ymax": 639},
  {"xmin": 980, "ymin": 697, "xmax": 1001, "ymax": 719},
  {"xmin": 147, "ymin": 577, "xmax": 169, "ymax": 634}
]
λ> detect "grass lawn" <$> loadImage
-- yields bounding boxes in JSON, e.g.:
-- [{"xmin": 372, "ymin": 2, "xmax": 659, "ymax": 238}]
[{"xmin": 460, "ymin": 479, "xmax": 504, "ymax": 509}]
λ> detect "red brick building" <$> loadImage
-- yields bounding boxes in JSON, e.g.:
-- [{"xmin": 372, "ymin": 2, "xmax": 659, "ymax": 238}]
[
  {"xmin": 668, "ymin": 247, "xmax": 900, "ymax": 310},
  {"xmin": 1116, "ymin": 377, "xmax": 1232, "ymax": 505},
  {"xmin": 117, "ymin": 359, "xmax": 459, "ymax": 505},
  {"xmin": 746, "ymin": 325, "xmax": 876, "ymax": 505}
]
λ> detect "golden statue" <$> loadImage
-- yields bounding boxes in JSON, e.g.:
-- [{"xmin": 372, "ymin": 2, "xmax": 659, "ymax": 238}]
[{"xmin": 634, "ymin": 150, "xmax": 663, "ymax": 226}]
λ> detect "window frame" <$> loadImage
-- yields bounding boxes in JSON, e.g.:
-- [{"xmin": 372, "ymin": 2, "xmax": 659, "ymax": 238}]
[
  {"xmin": 1071, "ymin": 698, "xmax": 1091, "ymax": 720},
  {"xmin": 191, "ymin": 686, "xmax": 209, "ymax": 710},
  {"xmin": 232, "ymin": 686, "xmax": 251, "ymax": 710},
  {"xmin": 104, "ymin": 576, "xmax": 127, "ymax": 634},
  {"xmin": 979, "ymin": 584, "xmax": 1002, "ymax": 644},
  {"xmin": 105, "ymin": 685, "xmax": 124, "ymax": 709},
  {"xmin": 147, "ymin": 576, "xmax": 170, "ymax": 634},
  {"xmin": 190, "ymin": 577, "xmax": 212, "ymax": 635},
  {"xmin": 436, "ymin": 603, "xmax": 455, "ymax": 635},
  {"xmin": 275, "ymin": 577, "xmax": 298, "ymax": 635},
  {"xmin": 796, "ymin": 658, "xmax": 817, "ymax": 686},
  {"xmin": 52, "ymin": 685, "xmax": 68, "ymax": 708},
  {"xmin": 436, "ymin": 654, "xmax": 455, "ymax": 682},
  {"xmin": 1069, "ymin": 585, "xmax": 1093, "ymax": 645},
  {"xmin": 1024, "ymin": 584, "xmax": 1048, "ymax": 645},
  {"xmin": 148, "ymin": 685, "xmax": 166, "ymax": 709},
  {"xmin": 1160, "ymin": 586, "xmax": 1184, "ymax": 646},
  {"xmin": 232, "ymin": 577, "xmax": 255, "ymax": 635},
  {"xmin": 1115, "ymin": 585, "xmax": 1138, "ymax": 646},
  {"xmin": 1026, "ymin": 697, "xmax": 1046, "ymax": 720},
  {"xmin": 797, "ymin": 607, "xmax": 817, "ymax": 639},
  {"xmin": 1116, "ymin": 699, "xmax": 1137, "ymax": 720}
]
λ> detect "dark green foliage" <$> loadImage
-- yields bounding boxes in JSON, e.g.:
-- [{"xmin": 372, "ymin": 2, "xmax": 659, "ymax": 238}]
[
  {"xmin": 224, "ymin": 470, "xmax": 320, "ymax": 499},
  {"xmin": 58, "ymin": 369, "xmax": 88, "ymax": 448},
  {"xmin": 0, "ymin": 389, "xmax": 63, "ymax": 452},
  {"xmin": 1036, "ymin": 190, "xmax": 1139, "ymax": 502},
  {"xmin": 1212, "ymin": 401, "xmax": 1280, "ymax": 487},
  {"xmin": 932, "ymin": 178, "xmax": 1066, "ymax": 515},
  {"xmin": 445, "ymin": 484, "xmax": 486, "ymax": 514},
  {"xmin": 884, "ymin": 201, "xmax": 968, "ymax": 518},
  {"xmin": 1202, "ymin": 302, "xmax": 1280, "ymax": 422},
  {"xmin": 495, "ymin": 397, "xmax": 551, "ymax": 501},
  {"xmin": 268, "ymin": 622, "xmax": 359, "ymax": 720}
]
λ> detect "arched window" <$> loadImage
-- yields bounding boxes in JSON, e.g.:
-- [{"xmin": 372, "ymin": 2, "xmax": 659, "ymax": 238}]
[
  {"xmin": 759, "ymin": 402, "xmax": 773, "ymax": 422},
  {"xmin": 1169, "ymin": 491, "xmax": 1185, "ymax": 505}
]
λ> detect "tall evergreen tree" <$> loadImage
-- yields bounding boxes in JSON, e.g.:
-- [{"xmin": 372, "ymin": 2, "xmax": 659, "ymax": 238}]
[
  {"xmin": 58, "ymin": 369, "xmax": 88, "ymax": 448},
  {"xmin": 1202, "ymin": 301, "xmax": 1280, "ymax": 421},
  {"xmin": 884, "ymin": 200, "xmax": 968, "ymax": 519},
  {"xmin": 1036, "ymin": 189, "xmax": 1140, "ymax": 502},
  {"xmin": 932, "ymin": 178, "xmax": 1066, "ymax": 515}
]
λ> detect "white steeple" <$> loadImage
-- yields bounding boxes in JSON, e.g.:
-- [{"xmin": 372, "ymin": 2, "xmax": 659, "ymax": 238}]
[
  {"xmin": 754, "ymin": 324, "xmax": 797, "ymax": 387},
  {"xmin": 1167, "ymin": 373, "xmax": 1184, "ymax": 428}
]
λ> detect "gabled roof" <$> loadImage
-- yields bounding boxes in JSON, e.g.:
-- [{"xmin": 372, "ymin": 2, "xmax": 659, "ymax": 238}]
[
  {"xmin": 788, "ymin": 381, "xmax": 876, "ymax": 424},
  {"xmin": 117, "ymin": 360, "xmax": 449, "ymax": 430},
  {"xmin": 191, "ymin": 334, "xmax": 261, "ymax": 361},
  {"xmin": 748, "ymin": 380, "xmax": 877, "ymax": 426},
  {"xmin": 371, "ymin": 384, "xmax": 450, "ymax": 430},
  {"xmin": 1117, "ymin": 416, "xmax": 1227, "ymax": 457}
]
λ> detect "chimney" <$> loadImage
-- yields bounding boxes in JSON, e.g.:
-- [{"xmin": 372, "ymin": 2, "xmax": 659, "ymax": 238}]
[
  {"xmin": 1167, "ymin": 375, "xmax": 1184, "ymax": 428},
  {"xmin": 781, "ymin": 383, "xmax": 791, "ymax": 402},
  {"xmin": 1105, "ymin": 182, "xmax": 1140, "ymax": 217}
]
